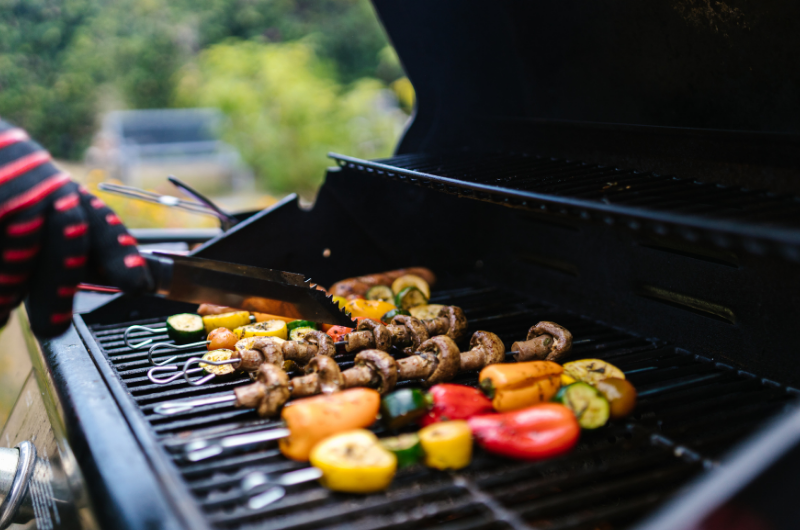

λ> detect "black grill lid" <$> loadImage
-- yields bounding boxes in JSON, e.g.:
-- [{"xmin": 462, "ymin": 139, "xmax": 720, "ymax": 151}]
[{"xmin": 373, "ymin": 0, "xmax": 800, "ymax": 191}]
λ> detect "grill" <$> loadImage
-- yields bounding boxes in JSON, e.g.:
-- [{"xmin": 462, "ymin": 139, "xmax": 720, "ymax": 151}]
[{"xmin": 74, "ymin": 282, "xmax": 798, "ymax": 530}]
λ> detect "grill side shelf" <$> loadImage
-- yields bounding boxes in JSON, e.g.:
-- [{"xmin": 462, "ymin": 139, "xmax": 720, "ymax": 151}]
[{"xmin": 329, "ymin": 152, "xmax": 800, "ymax": 262}]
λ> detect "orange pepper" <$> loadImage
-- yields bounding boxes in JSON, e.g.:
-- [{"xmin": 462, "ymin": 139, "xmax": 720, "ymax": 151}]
[
  {"xmin": 479, "ymin": 361, "xmax": 563, "ymax": 412},
  {"xmin": 344, "ymin": 299, "xmax": 397, "ymax": 320}
]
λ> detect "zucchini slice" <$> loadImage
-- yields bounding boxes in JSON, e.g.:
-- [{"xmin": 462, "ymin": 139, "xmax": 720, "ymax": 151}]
[
  {"xmin": 380, "ymin": 433, "xmax": 424, "ymax": 468},
  {"xmin": 409, "ymin": 304, "xmax": 445, "ymax": 320},
  {"xmin": 286, "ymin": 320, "xmax": 317, "ymax": 334},
  {"xmin": 366, "ymin": 285, "xmax": 394, "ymax": 303},
  {"xmin": 166, "ymin": 314, "xmax": 205, "ymax": 344},
  {"xmin": 233, "ymin": 320, "xmax": 288, "ymax": 340},
  {"xmin": 555, "ymin": 382, "xmax": 610, "ymax": 429},
  {"xmin": 394, "ymin": 286, "xmax": 428, "ymax": 311},
  {"xmin": 200, "ymin": 349, "xmax": 238, "ymax": 377},
  {"xmin": 391, "ymin": 274, "xmax": 431, "ymax": 299},
  {"xmin": 289, "ymin": 326, "xmax": 316, "ymax": 341},
  {"xmin": 202, "ymin": 311, "xmax": 251, "ymax": 333},
  {"xmin": 562, "ymin": 359, "xmax": 625, "ymax": 385}
]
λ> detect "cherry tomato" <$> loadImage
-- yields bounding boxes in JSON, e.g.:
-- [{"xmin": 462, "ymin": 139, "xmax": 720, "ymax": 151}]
[
  {"xmin": 595, "ymin": 378, "xmax": 637, "ymax": 420},
  {"xmin": 326, "ymin": 325, "xmax": 353, "ymax": 342},
  {"xmin": 207, "ymin": 327, "xmax": 238, "ymax": 351}
]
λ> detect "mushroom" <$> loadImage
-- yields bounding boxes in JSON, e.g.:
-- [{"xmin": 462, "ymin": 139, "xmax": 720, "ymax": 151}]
[
  {"xmin": 342, "ymin": 350, "xmax": 398, "ymax": 395},
  {"xmin": 356, "ymin": 319, "xmax": 393, "ymax": 352},
  {"xmin": 388, "ymin": 315, "xmax": 429, "ymax": 354},
  {"xmin": 397, "ymin": 335, "xmax": 461, "ymax": 386},
  {"xmin": 290, "ymin": 355, "xmax": 344, "ymax": 397},
  {"xmin": 422, "ymin": 306, "xmax": 468, "ymax": 342},
  {"xmin": 512, "ymin": 321, "xmax": 573, "ymax": 362},
  {"xmin": 304, "ymin": 330, "xmax": 336, "ymax": 357},
  {"xmin": 460, "ymin": 331, "xmax": 506, "ymax": 371},
  {"xmin": 234, "ymin": 363, "xmax": 291, "ymax": 418}
]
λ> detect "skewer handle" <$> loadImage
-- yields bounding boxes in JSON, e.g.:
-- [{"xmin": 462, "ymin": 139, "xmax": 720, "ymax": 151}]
[
  {"xmin": 124, "ymin": 325, "xmax": 167, "ymax": 350},
  {"xmin": 153, "ymin": 393, "xmax": 237, "ymax": 415},
  {"xmin": 184, "ymin": 427, "xmax": 291, "ymax": 462}
]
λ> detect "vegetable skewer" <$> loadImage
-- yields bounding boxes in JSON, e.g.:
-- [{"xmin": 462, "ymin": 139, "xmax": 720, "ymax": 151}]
[{"xmin": 155, "ymin": 331, "xmax": 505, "ymax": 418}]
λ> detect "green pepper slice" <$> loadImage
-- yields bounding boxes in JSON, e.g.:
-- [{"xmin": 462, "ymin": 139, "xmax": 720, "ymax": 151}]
[
  {"xmin": 380, "ymin": 388, "xmax": 431, "ymax": 430},
  {"xmin": 380, "ymin": 308, "xmax": 410, "ymax": 324},
  {"xmin": 380, "ymin": 433, "xmax": 424, "ymax": 468}
]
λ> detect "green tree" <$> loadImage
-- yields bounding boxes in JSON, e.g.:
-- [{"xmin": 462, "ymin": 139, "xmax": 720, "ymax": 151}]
[{"xmin": 174, "ymin": 39, "xmax": 405, "ymax": 197}]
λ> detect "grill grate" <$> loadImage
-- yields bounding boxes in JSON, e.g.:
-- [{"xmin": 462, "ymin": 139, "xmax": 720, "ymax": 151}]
[
  {"xmin": 79, "ymin": 284, "xmax": 798, "ymax": 530},
  {"xmin": 329, "ymin": 152, "xmax": 800, "ymax": 259}
]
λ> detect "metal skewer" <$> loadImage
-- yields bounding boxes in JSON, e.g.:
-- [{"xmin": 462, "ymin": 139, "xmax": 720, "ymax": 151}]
[
  {"xmin": 242, "ymin": 468, "xmax": 323, "ymax": 509},
  {"xmin": 183, "ymin": 428, "xmax": 291, "ymax": 462},
  {"xmin": 124, "ymin": 324, "xmax": 168, "ymax": 350}
]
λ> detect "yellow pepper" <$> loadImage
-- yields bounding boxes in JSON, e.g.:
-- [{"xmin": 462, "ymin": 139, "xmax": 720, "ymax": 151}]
[
  {"xmin": 332, "ymin": 295, "xmax": 348, "ymax": 310},
  {"xmin": 279, "ymin": 388, "xmax": 381, "ymax": 461},
  {"xmin": 418, "ymin": 420, "xmax": 472, "ymax": 470},
  {"xmin": 310, "ymin": 430, "xmax": 396, "ymax": 493},
  {"xmin": 344, "ymin": 299, "xmax": 396, "ymax": 320},
  {"xmin": 479, "ymin": 361, "xmax": 563, "ymax": 412},
  {"xmin": 561, "ymin": 373, "xmax": 577, "ymax": 386},
  {"xmin": 562, "ymin": 359, "xmax": 625, "ymax": 385},
  {"xmin": 202, "ymin": 311, "xmax": 250, "ymax": 333},
  {"xmin": 233, "ymin": 320, "xmax": 288, "ymax": 340}
]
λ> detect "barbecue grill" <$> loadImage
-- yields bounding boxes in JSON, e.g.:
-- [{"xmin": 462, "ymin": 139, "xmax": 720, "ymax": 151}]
[{"xmin": 3, "ymin": 0, "xmax": 800, "ymax": 529}]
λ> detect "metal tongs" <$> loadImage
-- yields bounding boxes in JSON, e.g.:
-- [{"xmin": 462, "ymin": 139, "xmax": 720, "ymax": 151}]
[{"xmin": 98, "ymin": 175, "xmax": 239, "ymax": 231}]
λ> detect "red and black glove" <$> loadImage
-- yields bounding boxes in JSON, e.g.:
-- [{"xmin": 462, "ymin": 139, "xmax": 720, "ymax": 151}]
[{"xmin": 0, "ymin": 119, "xmax": 153, "ymax": 337}]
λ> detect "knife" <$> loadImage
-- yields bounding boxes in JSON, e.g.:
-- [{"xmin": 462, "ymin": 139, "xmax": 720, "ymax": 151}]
[{"xmin": 131, "ymin": 253, "xmax": 355, "ymax": 326}]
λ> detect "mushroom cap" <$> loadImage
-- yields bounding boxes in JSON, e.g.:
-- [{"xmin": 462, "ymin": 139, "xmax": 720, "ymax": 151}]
[
  {"xmin": 469, "ymin": 331, "xmax": 506, "ymax": 366},
  {"xmin": 304, "ymin": 355, "xmax": 344, "ymax": 393},
  {"xmin": 526, "ymin": 321, "xmax": 573, "ymax": 361},
  {"xmin": 253, "ymin": 363, "xmax": 291, "ymax": 417},
  {"xmin": 251, "ymin": 336, "xmax": 285, "ymax": 365},
  {"xmin": 439, "ymin": 306, "xmax": 468, "ymax": 342},
  {"xmin": 356, "ymin": 319, "xmax": 393, "ymax": 352},
  {"xmin": 304, "ymin": 330, "xmax": 336, "ymax": 357},
  {"xmin": 354, "ymin": 349, "xmax": 398, "ymax": 394},
  {"xmin": 390, "ymin": 315, "xmax": 430, "ymax": 353},
  {"xmin": 417, "ymin": 335, "xmax": 461, "ymax": 385}
]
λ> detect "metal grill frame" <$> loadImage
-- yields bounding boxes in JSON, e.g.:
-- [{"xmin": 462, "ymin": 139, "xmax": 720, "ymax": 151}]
[{"xmin": 72, "ymin": 283, "xmax": 799, "ymax": 530}]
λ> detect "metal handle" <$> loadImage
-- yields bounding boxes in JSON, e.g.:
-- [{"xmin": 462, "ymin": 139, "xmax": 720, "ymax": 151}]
[{"xmin": 0, "ymin": 441, "xmax": 36, "ymax": 529}]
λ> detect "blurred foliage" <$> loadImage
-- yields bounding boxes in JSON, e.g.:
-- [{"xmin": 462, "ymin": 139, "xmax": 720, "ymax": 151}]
[
  {"xmin": 0, "ymin": 0, "xmax": 411, "ymax": 166},
  {"xmin": 174, "ymin": 39, "xmax": 405, "ymax": 196}
]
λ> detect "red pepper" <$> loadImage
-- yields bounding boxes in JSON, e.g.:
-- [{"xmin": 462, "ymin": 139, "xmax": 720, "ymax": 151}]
[
  {"xmin": 326, "ymin": 325, "xmax": 353, "ymax": 342},
  {"xmin": 420, "ymin": 384, "xmax": 494, "ymax": 427},
  {"xmin": 468, "ymin": 403, "xmax": 580, "ymax": 460}
]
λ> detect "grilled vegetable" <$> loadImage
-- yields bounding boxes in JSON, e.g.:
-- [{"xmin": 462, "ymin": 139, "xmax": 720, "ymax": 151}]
[
  {"xmin": 380, "ymin": 388, "xmax": 431, "ymax": 430},
  {"xmin": 395, "ymin": 287, "xmax": 428, "ymax": 311},
  {"xmin": 310, "ymin": 430, "xmax": 397, "ymax": 493},
  {"xmin": 418, "ymin": 420, "xmax": 472, "ymax": 470},
  {"xmin": 366, "ymin": 285, "xmax": 395, "ymax": 302},
  {"xmin": 409, "ymin": 304, "xmax": 445, "ymax": 320},
  {"xmin": 554, "ymin": 382, "xmax": 610, "ymax": 429},
  {"xmin": 595, "ymin": 378, "xmax": 637, "ymax": 420},
  {"xmin": 479, "ymin": 361, "xmax": 563, "ymax": 412},
  {"xmin": 391, "ymin": 274, "xmax": 431, "ymax": 299},
  {"xmin": 233, "ymin": 320, "xmax": 288, "ymax": 340},
  {"xmin": 420, "ymin": 384, "xmax": 494, "ymax": 427},
  {"xmin": 287, "ymin": 320, "xmax": 317, "ymax": 333},
  {"xmin": 329, "ymin": 268, "xmax": 437, "ymax": 298},
  {"xmin": 279, "ymin": 388, "xmax": 381, "ymax": 461},
  {"xmin": 290, "ymin": 327, "xmax": 317, "ymax": 341},
  {"xmin": 326, "ymin": 325, "xmax": 353, "ymax": 342},
  {"xmin": 380, "ymin": 433, "xmax": 424, "ymax": 468},
  {"xmin": 199, "ymin": 349, "xmax": 237, "ymax": 377},
  {"xmin": 562, "ymin": 359, "xmax": 625, "ymax": 385},
  {"xmin": 344, "ymin": 299, "xmax": 397, "ymax": 320},
  {"xmin": 202, "ymin": 311, "xmax": 250, "ymax": 333},
  {"xmin": 207, "ymin": 327, "xmax": 238, "ymax": 350},
  {"xmin": 166, "ymin": 313, "xmax": 205, "ymax": 344},
  {"xmin": 380, "ymin": 308, "xmax": 410, "ymax": 324},
  {"xmin": 561, "ymin": 373, "xmax": 577, "ymax": 386},
  {"xmin": 469, "ymin": 404, "xmax": 581, "ymax": 460}
]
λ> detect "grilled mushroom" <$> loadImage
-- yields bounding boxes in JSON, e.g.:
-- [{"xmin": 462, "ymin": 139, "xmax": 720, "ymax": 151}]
[
  {"xmin": 342, "ymin": 350, "xmax": 398, "ymax": 395},
  {"xmin": 422, "ymin": 306, "xmax": 468, "ymax": 342},
  {"xmin": 305, "ymin": 330, "xmax": 336, "ymax": 357},
  {"xmin": 291, "ymin": 355, "xmax": 344, "ymax": 397},
  {"xmin": 234, "ymin": 363, "xmax": 291, "ymax": 418},
  {"xmin": 460, "ymin": 331, "xmax": 506, "ymax": 371},
  {"xmin": 356, "ymin": 319, "xmax": 393, "ymax": 352},
  {"xmin": 512, "ymin": 321, "xmax": 573, "ymax": 362},
  {"xmin": 389, "ymin": 315, "xmax": 429, "ymax": 354},
  {"xmin": 397, "ymin": 335, "xmax": 461, "ymax": 386}
]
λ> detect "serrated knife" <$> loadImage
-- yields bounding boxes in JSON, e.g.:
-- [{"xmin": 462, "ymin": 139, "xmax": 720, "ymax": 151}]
[{"xmin": 137, "ymin": 253, "xmax": 354, "ymax": 326}]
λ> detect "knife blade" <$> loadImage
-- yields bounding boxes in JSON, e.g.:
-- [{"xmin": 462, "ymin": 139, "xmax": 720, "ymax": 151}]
[{"xmin": 143, "ymin": 253, "xmax": 354, "ymax": 326}]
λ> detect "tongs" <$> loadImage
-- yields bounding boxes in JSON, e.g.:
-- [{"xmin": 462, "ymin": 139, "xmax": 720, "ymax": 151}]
[{"xmin": 98, "ymin": 175, "xmax": 239, "ymax": 231}]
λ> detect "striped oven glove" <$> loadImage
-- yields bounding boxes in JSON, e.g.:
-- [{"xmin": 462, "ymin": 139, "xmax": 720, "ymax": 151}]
[{"xmin": 0, "ymin": 119, "xmax": 152, "ymax": 337}]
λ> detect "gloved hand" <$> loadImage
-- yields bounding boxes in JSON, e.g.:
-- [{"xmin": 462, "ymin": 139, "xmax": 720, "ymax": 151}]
[{"xmin": 0, "ymin": 119, "xmax": 152, "ymax": 337}]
